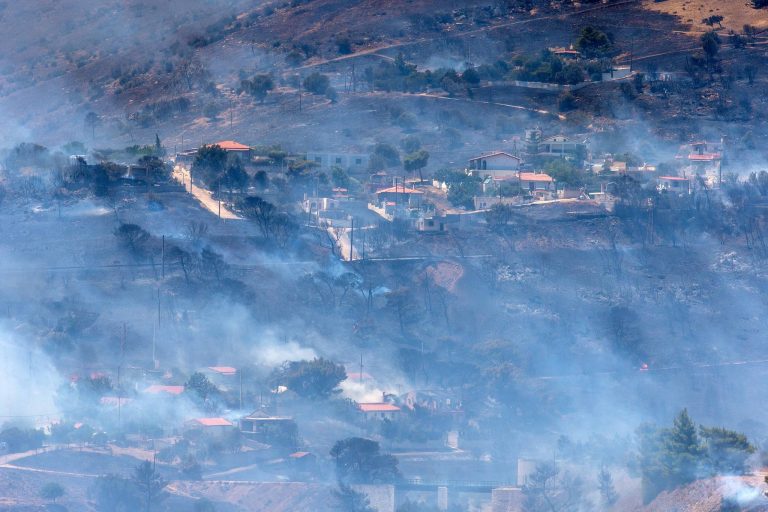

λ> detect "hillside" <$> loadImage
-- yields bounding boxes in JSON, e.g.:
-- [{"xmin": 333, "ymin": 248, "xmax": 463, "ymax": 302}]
[
  {"xmin": 2, "ymin": 0, "xmax": 767, "ymax": 167},
  {"xmin": 3, "ymin": 1, "xmax": 768, "ymax": 511}
]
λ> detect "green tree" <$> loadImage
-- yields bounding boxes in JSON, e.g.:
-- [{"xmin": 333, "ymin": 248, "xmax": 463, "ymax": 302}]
[
  {"xmin": 185, "ymin": 372, "xmax": 219, "ymax": 401},
  {"xmin": 523, "ymin": 462, "xmax": 586, "ymax": 512},
  {"xmin": 461, "ymin": 67, "xmax": 480, "ymax": 85},
  {"xmin": 271, "ymin": 358, "xmax": 347, "ymax": 399},
  {"xmin": 544, "ymin": 158, "xmax": 580, "ymax": 186},
  {"xmin": 597, "ymin": 467, "xmax": 618, "ymax": 508},
  {"xmin": 303, "ymin": 73, "xmax": 330, "ymax": 95},
  {"xmin": 91, "ymin": 474, "xmax": 140, "ymax": 512},
  {"xmin": 702, "ymin": 15, "xmax": 724, "ymax": 28},
  {"xmin": 701, "ymin": 31, "xmax": 721, "ymax": 62},
  {"xmin": 133, "ymin": 460, "xmax": 167, "ymax": 512},
  {"xmin": 576, "ymin": 26, "xmax": 612, "ymax": 58},
  {"xmin": 330, "ymin": 437, "xmax": 400, "ymax": 484},
  {"xmin": 558, "ymin": 91, "xmax": 577, "ymax": 112},
  {"xmin": 664, "ymin": 409, "xmax": 703, "ymax": 487},
  {"xmin": 403, "ymin": 150, "xmax": 429, "ymax": 182},
  {"xmin": 637, "ymin": 409, "xmax": 709, "ymax": 503},
  {"xmin": 372, "ymin": 143, "xmax": 401, "ymax": 167},
  {"xmin": 400, "ymin": 135, "xmax": 421, "ymax": 153},
  {"xmin": 40, "ymin": 482, "xmax": 65, "ymax": 503},
  {"xmin": 154, "ymin": 133, "xmax": 163, "ymax": 156},
  {"xmin": 334, "ymin": 483, "xmax": 376, "ymax": 512},
  {"xmin": 242, "ymin": 74, "xmax": 275, "ymax": 103},
  {"xmin": 193, "ymin": 144, "xmax": 228, "ymax": 187},
  {"xmin": 699, "ymin": 426, "xmax": 755, "ymax": 475},
  {"xmin": 332, "ymin": 166, "xmax": 351, "ymax": 189}
]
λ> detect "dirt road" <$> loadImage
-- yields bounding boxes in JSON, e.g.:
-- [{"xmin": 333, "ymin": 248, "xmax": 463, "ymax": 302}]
[
  {"xmin": 172, "ymin": 165, "xmax": 241, "ymax": 221},
  {"xmin": 291, "ymin": 0, "xmax": 638, "ymax": 73}
]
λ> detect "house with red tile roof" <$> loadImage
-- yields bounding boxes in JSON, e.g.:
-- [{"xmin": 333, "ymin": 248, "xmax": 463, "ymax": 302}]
[
  {"xmin": 144, "ymin": 384, "xmax": 185, "ymax": 396},
  {"xmin": 186, "ymin": 417, "xmax": 235, "ymax": 438},
  {"xmin": 358, "ymin": 402, "xmax": 401, "ymax": 420}
]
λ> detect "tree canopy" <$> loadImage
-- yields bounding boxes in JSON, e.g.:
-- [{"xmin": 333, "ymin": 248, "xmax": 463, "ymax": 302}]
[
  {"xmin": 330, "ymin": 437, "xmax": 400, "ymax": 484},
  {"xmin": 271, "ymin": 358, "xmax": 347, "ymax": 399}
]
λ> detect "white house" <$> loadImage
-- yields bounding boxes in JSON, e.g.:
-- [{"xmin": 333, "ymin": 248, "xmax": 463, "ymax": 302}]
[
  {"xmin": 306, "ymin": 152, "xmax": 369, "ymax": 172},
  {"xmin": 519, "ymin": 172, "xmax": 554, "ymax": 193},
  {"xmin": 539, "ymin": 135, "xmax": 586, "ymax": 160},
  {"xmin": 658, "ymin": 176, "xmax": 690, "ymax": 193},
  {"xmin": 468, "ymin": 152, "xmax": 522, "ymax": 178}
]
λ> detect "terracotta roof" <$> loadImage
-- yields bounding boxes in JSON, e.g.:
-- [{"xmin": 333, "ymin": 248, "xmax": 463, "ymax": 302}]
[
  {"xmin": 375, "ymin": 186, "xmax": 424, "ymax": 194},
  {"xmin": 688, "ymin": 153, "xmax": 720, "ymax": 161},
  {"xmin": 519, "ymin": 172, "xmax": 554, "ymax": 182},
  {"xmin": 208, "ymin": 366, "xmax": 237, "ymax": 375},
  {"xmin": 659, "ymin": 176, "xmax": 689, "ymax": 181},
  {"xmin": 469, "ymin": 151, "xmax": 521, "ymax": 161},
  {"xmin": 192, "ymin": 417, "xmax": 233, "ymax": 427},
  {"xmin": 347, "ymin": 372, "xmax": 373, "ymax": 381},
  {"xmin": 290, "ymin": 451, "xmax": 312, "ymax": 459},
  {"xmin": 358, "ymin": 403, "xmax": 401, "ymax": 413},
  {"xmin": 214, "ymin": 140, "xmax": 251, "ymax": 151},
  {"xmin": 144, "ymin": 384, "xmax": 185, "ymax": 395},
  {"xmin": 100, "ymin": 396, "xmax": 133, "ymax": 407}
]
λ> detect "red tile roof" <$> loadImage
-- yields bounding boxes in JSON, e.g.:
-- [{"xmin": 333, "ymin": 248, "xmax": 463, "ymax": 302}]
[
  {"xmin": 192, "ymin": 417, "xmax": 233, "ymax": 427},
  {"xmin": 358, "ymin": 403, "xmax": 401, "ymax": 413},
  {"xmin": 347, "ymin": 372, "xmax": 373, "ymax": 381},
  {"xmin": 144, "ymin": 385, "xmax": 185, "ymax": 395},
  {"xmin": 659, "ymin": 176, "xmax": 689, "ymax": 181},
  {"xmin": 688, "ymin": 153, "xmax": 720, "ymax": 161},
  {"xmin": 214, "ymin": 140, "xmax": 251, "ymax": 151},
  {"xmin": 375, "ymin": 186, "xmax": 424, "ymax": 195},
  {"xmin": 208, "ymin": 366, "xmax": 237, "ymax": 375},
  {"xmin": 519, "ymin": 172, "xmax": 554, "ymax": 182},
  {"xmin": 290, "ymin": 451, "xmax": 311, "ymax": 459},
  {"xmin": 100, "ymin": 396, "xmax": 133, "ymax": 407}
]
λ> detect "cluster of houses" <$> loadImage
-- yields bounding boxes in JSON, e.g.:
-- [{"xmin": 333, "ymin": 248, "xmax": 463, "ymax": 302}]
[{"xmin": 169, "ymin": 133, "xmax": 724, "ymax": 242}]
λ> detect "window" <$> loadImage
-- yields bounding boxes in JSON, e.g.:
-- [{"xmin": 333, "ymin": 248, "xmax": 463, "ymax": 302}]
[
  {"xmin": 355, "ymin": 158, "xmax": 362, "ymax": 165},
  {"xmin": 335, "ymin": 157, "xmax": 342, "ymax": 164},
  {"xmin": 314, "ymin": 157, "xmax": 322, "ymax": 163}
]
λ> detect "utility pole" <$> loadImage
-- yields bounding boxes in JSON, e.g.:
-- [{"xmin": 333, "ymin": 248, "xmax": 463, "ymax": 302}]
[
  {"xmin": 229, "ymin": 98, "xmax": 234, "ymax": 133},
  {"xmin": 121, "ymin": 322, "xmax": 126, "ymax": 362},
  {"xmin": 161, "ymin": 235, "xmax": 165, "ymax": 279},
  {"xmin": 349, "ymin": 216, "xmax": 354, "ymax": 261},
  {"xmin": 239, "ymin": 368, "xmax": 243, "ymax": 411},
  {"xmin": 359, "ymin": 354, "xmax": 363, "ymax": 384},
  {"xmin": 117, "ymin": 365, "xmax": 122, "ymax": 429}
]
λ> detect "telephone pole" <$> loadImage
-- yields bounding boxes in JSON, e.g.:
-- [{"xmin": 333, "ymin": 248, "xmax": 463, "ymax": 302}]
[
  {"xmin": 349, "ymin": 216, "xmax": 354, "ymax": 261},
  {"xmin": 161, "ymin": 235, "xmax": 165, "ymax": 279}
]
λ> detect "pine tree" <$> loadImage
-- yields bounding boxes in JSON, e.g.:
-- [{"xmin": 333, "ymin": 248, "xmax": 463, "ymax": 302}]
[
  {"xmin": 598, "ymin": 466, "xmax": 618, "ymax": 508},
  {"xmin": 662, "ymin": 409, "xmax": 703, "ymax": 487}
]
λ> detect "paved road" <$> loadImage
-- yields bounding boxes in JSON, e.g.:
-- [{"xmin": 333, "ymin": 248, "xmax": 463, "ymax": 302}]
[{"xmin": 172, "ymin": 165, "xmax": 241, "ymax": 221}]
